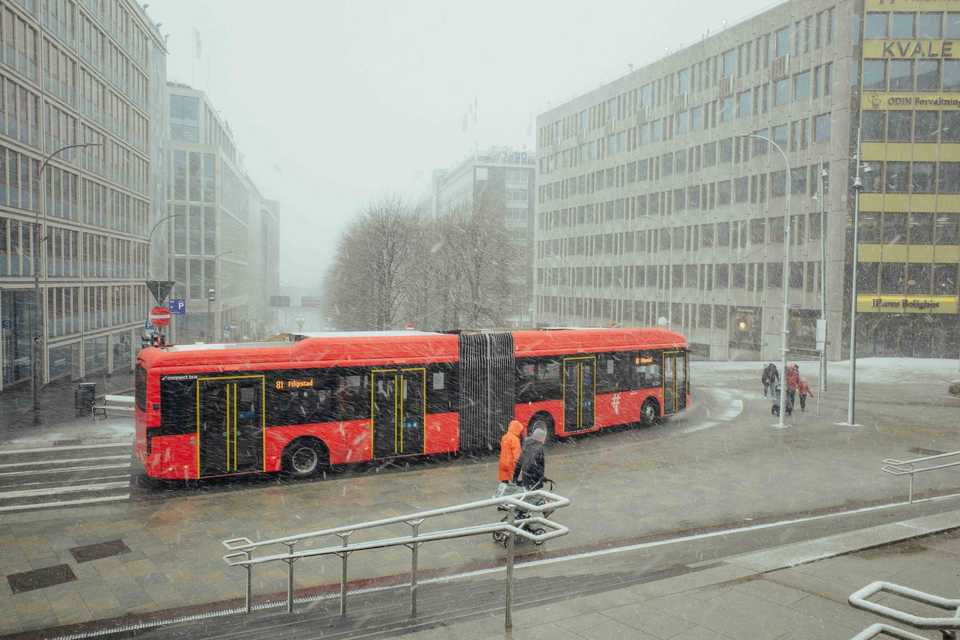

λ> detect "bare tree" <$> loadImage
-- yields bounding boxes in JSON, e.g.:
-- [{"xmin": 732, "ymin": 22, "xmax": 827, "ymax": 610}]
[{"xmin": 328, "ymin": 197, "xmax": 419, "ymax": 330}]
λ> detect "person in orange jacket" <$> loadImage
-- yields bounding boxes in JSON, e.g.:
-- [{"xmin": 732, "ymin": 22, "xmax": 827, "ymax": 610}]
[
  {"xmin": 498, "ymin": 420, "xmax": 524, "ymax": 482},
  {"xmin": 797, "ymin": 377, "xmax": 813, "ymax": 412}
]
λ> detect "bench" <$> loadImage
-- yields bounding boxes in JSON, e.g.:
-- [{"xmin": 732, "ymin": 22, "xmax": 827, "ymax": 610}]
[{"xmin": 93, "ymin": 394, "xmax": 135, "ymax": 419}]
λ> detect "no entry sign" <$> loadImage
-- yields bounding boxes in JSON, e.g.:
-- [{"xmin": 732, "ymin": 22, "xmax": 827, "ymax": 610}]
[{"xmin": 149, "ymin": 306, "xmax": 172, "ymax": 327}]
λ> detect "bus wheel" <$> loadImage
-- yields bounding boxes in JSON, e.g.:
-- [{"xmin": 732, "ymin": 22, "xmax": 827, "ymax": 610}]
[
  {"xmin": 530, "ymin": 413, "xmax": 555, "ymax": 442},
  {"xmin": 640, "ymin": 399, "xmax": 660, "ymax": 426},
  {"xmin": 283, "ymin": 439, "xmax": 327, "ymax": 478}
]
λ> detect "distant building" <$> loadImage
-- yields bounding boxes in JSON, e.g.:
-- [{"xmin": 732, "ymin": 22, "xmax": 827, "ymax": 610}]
[
  {"xmin": 534, "ymin": 0, "xmax": 960, "ymax": 359},
  {"xmin": 0, "ymin": 1, "xmax": 166, "ymax": 391},
  {"xmin": 164, "ymin": 83, "xmax": 279, "ymax": 343},
  {"xmin": 430, "ymin": 147, "xmax": 536, "ymax": 323}
]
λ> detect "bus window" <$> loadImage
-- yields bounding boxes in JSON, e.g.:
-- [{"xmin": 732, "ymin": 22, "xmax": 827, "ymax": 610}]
[{"xmin": 636, "ymin": 351, "xmax": 662, "ymax": 388}]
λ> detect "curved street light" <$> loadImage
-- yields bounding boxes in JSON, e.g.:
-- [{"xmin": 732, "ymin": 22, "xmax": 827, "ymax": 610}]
[
  {"xmin": 32, "ymin": 142, "xmax": 103, "ymax": 426},
  {"xmin": 748, "ymin": 133, "xmax": 792, "ymax": 430}
]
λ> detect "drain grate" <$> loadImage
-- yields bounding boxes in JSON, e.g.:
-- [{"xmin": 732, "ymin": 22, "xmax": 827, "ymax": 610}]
[
  {"xmin": 69, "ymin": 539, "xmax": 130, "ymax": 563},
  {"xmin": 7, "ymin": 564, "xmax": 77, "ymax": 594},
  {"xmin": 909, "ymin": 447, "xmax": 946, "ymax": 456}
]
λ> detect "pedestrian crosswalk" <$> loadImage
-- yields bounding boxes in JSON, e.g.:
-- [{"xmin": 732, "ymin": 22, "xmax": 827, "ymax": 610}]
[{"xmin": 0, "ymin": 441, "xmax": 133, "ymax": 513}]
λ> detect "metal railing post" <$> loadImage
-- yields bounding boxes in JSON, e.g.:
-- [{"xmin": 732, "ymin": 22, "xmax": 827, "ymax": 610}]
[
  {"xmin": 243, "ymin": 550, "xmax": 252, "ymax": 614},
  {"xmin": 909, "ymin": 473, "xmax": 914, "ymax": 504},
  {"xmin": 285, "ymin": 543, "xmax": 295, "ymax": 614},
  {"xmin": 337, "ymin": 532, "xmax": 351, "ymax": 616},
  {"xmin": 505, "ymin": 506, "xmax": 516, "ymax": 630},
  {"xmin": 409, "ymin": 519, "xmax": 423, "ymax": 618}
]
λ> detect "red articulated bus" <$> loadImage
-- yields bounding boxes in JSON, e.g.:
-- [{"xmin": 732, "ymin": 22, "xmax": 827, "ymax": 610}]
[{"xmin": 134, "ymin": 328, "xmax": 689, "ymax": 480}]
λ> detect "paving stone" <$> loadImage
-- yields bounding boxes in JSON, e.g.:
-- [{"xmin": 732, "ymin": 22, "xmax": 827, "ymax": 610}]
[
  {"xmin": 555, "ymin": 611, "xmax": 660, "ymax": 640},
  {"xmin": 600, "ymin": 600, "xmax": 699, "ymax": 639},
  {"xmin": 732, "ymin": 576, "xmax": 808, "ymax": 606}
]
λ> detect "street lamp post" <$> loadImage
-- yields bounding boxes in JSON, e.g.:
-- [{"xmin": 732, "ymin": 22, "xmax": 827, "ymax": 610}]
[
  {"xmin": 818, "ymin": 160, "xmax": 829, "ymax": 395},
  {"xmin": 846, "ymin": 126, "xmax": 866, "ymax": 427},
  {"xmin": 31, "ymin": 142, "xmax": 102, "ymax": 426},
  {"xmin": 748, "ymin": 134, "xmax": 792, "ymax": 429},
  {"xmin": 146, "ymin": 213, "xmax": 183, "ymax": 280}
]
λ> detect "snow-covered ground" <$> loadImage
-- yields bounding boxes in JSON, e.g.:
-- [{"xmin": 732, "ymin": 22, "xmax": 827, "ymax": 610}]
[{"xmin": 692, "ymin": 357, "xmax": 960, "ymax": 385}]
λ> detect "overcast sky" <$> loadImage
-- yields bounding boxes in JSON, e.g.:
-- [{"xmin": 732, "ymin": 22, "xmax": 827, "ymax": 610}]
[{"xmin": 148, "ymin": 0, "xmax": 779, "ymax": 287}]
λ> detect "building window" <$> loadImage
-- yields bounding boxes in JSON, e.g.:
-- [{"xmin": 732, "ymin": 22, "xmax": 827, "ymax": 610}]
[
  {"xmin": 915, "ymin": 111, "xmax": 940, "ymax": 141},
  {"xmin": 793, "ymin": 71, "xmax": 810, "ymax": 101},
  {"xmin": 909, "ymin": 212, "xmax": 934, "ymax": 244},
  {"xmin": 865, "ymin": 12, "xmax": 888, "ymax": 39},
  {"xmin": 918, "ymin": 12, "xmax": 943, "ymax": 38},
  {"xmin": 883, "ymin": 212, "xmax": 907, "ymax": 244},
  {"xmin": 774, "ymin": 79, "xmax": 790, "ymax": 106},
  {"xmin": 889, "ymin": 60, "xmax": 913, "ymax": 91},
  {"xmin": 862, "ymin": 111, "xmax": 885, "ymax": 141},
  {"xmin": 891, "ymin": 12, "xmax": 915, "ymax": 38},
  {"xmin": 881, "ymin": 263, "xmax": 905, "ymax": 294},
  {"xmin": 939, "ymin": 163, "xmax": 960, "ymax": 193},
  {"xmin": 863, "ymin": 60, "xmax": 886, "ymax": 91},
  {"xmin": 944, "ymin": 60, "xmax": 960, "ymax": 91},
  {"xmin": 858, "ymin": 263, "xmax": 879, "ymax": 293},
  {"xmin": 775, "ymin": 27, "xmax": 791, "ymax": 58},
  {"xmin": 948, "ymin": 13, "xmax": 960, "ymax": 38},
  {"xmin": 813, "ymin": 113, "xmax": 831, "ymax": 143},
  {"xmin": 887, "ymin": 162, "xmax": 910, "ymax": 192},
  {"xmin": 917, "ymin": 60, "xmax": 941, "ymax": 91},
  {"xmin": 887, "ymin": 111, "xmax": 912, "ymax": 141},
  {"xmin": 935, "ymin": 214, "xmax": 959, "ymax": 245},
  {"xmin": 860, "ymin": 212, "xmax": 881, "ymax": 243},
  {"xmin": 912, "ymin": 162, "xmax": 936, "ymax": 193}
]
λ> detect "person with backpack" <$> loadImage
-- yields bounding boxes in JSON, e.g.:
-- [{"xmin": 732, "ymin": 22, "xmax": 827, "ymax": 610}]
[{"xmin": 513, "ymin": 427, "xmax": 547, "ymax": 490}]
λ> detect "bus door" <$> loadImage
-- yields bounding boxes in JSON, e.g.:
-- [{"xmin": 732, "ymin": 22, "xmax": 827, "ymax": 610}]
[
  {"xmin": 661, "ymin": 351, "xmax": 688, "ymax": 415},
  {"xmin": 371, "ymin": 368, "xmax": 426, "ymax": 458},
  {"xmin": 198, "ymin": 376, "xmax": 265, "ymax": 477},
  {"xmin": 562, "ymin": 356, "xmax": 596, "ymax": 433}
]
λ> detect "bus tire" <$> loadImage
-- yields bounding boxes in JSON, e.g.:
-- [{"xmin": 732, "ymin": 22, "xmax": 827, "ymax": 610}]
[
  {"xmin": 640, "ymin": 399, "xmax": 660, "ymax": 426},
  {"xmin": 529, "ymin": 413, "xmax": 555, "ymax": 442},
  {"xmin": 282, "ymin": 438, "xmax": 328, "ymax": 478}
]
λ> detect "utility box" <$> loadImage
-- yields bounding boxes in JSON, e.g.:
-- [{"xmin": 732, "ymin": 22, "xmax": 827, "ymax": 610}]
[{"xmin": 75, "ymin": 382, "xmax": 96, "ymax": 417}]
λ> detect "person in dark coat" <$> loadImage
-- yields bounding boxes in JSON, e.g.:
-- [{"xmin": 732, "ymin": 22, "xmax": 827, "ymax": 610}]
[
  {"xmin": 513, "ymin": 427, "xmax": 547, "ymax": 490},
  {"xmin": 762, "ymin": 363, "xmax": 779, "ymax": 397}
]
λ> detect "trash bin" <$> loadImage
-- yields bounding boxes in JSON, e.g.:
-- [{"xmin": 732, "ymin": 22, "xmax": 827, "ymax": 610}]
[{"xmin": 75, "ymin": 382, "xmax": 96, "ymax": 417}]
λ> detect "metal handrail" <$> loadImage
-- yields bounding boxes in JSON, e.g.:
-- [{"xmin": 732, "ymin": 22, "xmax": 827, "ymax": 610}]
[
  {"xmin": 222, "ymin": 489, "xmax": 570, "ymax": 629},
  {"xmin": 849, "ymin": 623, "xmax": 930, "ymax": 640},
  {"xmin": 849, "ymin": 581, "xmax": 960, "ymax": 638},
  {"xmin": 223, "ymin": 489, "xmax": 569, "ymax": 553},
  {"xmin": 882, "ymin": 450, "xmax": 960, "ymax": 503}
]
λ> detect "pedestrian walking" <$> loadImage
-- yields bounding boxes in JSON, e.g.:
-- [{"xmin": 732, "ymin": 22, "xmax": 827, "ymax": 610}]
[
  {"xmin": 513, "ymin": 427, "xmax": 547, "ymax": 490},
  {"xmin": 761, "ymin": 363, "xmax": 777, "ymax": 397},
  {"xmin": 797, "ymin": 377, "xmax": 813, "ymax": 412},
  {"xmin": 498, "ymin": 420, "xmax": 524, "ymax": 483},
  {"xmin": 785, "ymin": 363, "xmax": 800, "ymax": 409}
]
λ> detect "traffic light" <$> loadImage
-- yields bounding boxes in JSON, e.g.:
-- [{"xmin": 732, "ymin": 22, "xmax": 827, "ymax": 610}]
[{"xmin": 208, "ymin": 288, "xmax": 216, "ymax": 302}]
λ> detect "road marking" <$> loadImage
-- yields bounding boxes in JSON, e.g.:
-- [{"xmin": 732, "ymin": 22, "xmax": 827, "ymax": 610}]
[
  {"xmin": 0, "ymin": 455, "xmax": 130, "ymax": 469},
  {"xmin": 682, "ymin": 389, "xmax": 745, "ymax": 434},
  {"xmin": 0, "ymin": 480, "xmax": 130, "ymax": 499},
  {"xmin": 682, "ymin": 421, "xmax": 720, "ymax": 434},
  {"xmin": 0, "ymin": 463, "xmax": 130, "ymax": 477},
  {"xmin": 0, "ymin": 442, "xmax": 129, "ymax": 455},
  {"xmin": 0, "ymin": 494, "xmax": 130, "ymax": 513}
]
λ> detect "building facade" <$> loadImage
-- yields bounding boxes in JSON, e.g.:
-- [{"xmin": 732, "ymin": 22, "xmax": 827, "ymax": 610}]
[
  {"xmin": 534, "ymin": 0, "xmax": 960, "ymax": 359},
  {"xmin": 165, "ymin": 82, "xmax": 278, "ymax": 344},
  {"xmin": 0, "ymin": 0, "xmax": 166, "ymax": 391},
  {"xmin": 431, "ymin": 147, "xmax": 536, "ymax": 323}
]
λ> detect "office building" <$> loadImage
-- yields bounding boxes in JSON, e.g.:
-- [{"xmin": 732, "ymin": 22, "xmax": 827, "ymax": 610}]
[
  {"xmin": 0, "ymin": 0, "xmax": 166, "ymax": 391},
  {"xmin": 165, "ymin": 82, "xmax": 279, "ymax": 344},
  {"xmin": 534, "ymin": 0, "xmax": 960, "ymax": 359},
  {"xmin": 431, "ymin": 147, "xmax": 536, "ymax": 323}
]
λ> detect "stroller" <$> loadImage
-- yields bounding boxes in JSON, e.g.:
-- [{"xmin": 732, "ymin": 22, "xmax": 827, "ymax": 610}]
[
  {"xmin": 491, "ymin": 479, "xmax": 555, "ymax": 547},
  {"xmin": 770, "ymin": 385, "xmax": 793, "ymax": 417}
]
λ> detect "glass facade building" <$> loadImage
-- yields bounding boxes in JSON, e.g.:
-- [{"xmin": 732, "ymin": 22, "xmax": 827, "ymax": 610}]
[
  {"xmin": 534, "ymin": 0, "xmax": 960, "ymax": 359},
  {"xmin": 165, "ymin": 83, "xmax": 279, "ymax": 344},
  {"xmin": 0, "ymin": 0, "xmax": 165, "ymax": 390}
]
